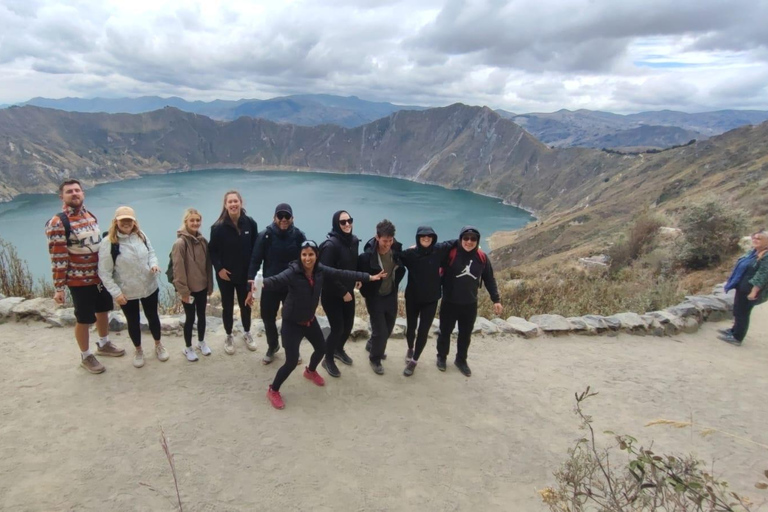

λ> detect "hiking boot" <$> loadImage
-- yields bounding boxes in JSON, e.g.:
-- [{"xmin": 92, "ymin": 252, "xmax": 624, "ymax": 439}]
[
  {"xmin": 370, "ymin": 360, "xmax": 384, "ymax": 375},
  {"xmin": 303, "ymin": 367, "xmax": 326, "ymax": 387},
  {"xmin": 322, "ymin": 358, "xmax": 341, "ymax": 378},
  {"xmin": 96, "ymin": 341, "xmax": 125, "ymax": 357},
  {"xmin": 262, "ymin": 345, "xmax": 278, "ymax": 364},
  {"xmin": 80, "ymin": 354, "xmax": 105, "ymax": 374},
  {"xmin": 365, "ymin": 340, "xmax": 387, "ymax": 360},
  {"xmin": 183, "ymin": 346, "xmax": 199, "ymax": 362},
  {"xmin": 197, "ymin": 341, "xmax": 212, "ymax": 356},
  {"xmin": 155, "ymin": 342, "xmax": 169, "ymax": 362},
  {"xmin": 454, "ymin": 360, "xmax": 472, "ymax": 377},
  {"xmin": 719, "ymin": 333, "xmax": 742, "ymax": 346},
  {"xmin": 334, "ymin": 349, "xmax": 353, "ymax": 366},
  {"xmin": 267, "ymin": 386, "xmax": 285, "ymax": 410},
  {"xmin": 133, "ymin": 348, "xmax": 145, "ymax": 368},
  {"xmin": 243, "ymin": 332, "xmax": 258, "ymax": 351},
  {"xmin": 224, "ymin": 334, "xmax": 235, "ymax": 355},
  {"xmin": 436, "ymin": 355, "xmax": 447, "ymax": 372},
  {"xmin": 405, "ymin": 348, "xmax": 414, "ymax": 362},
  {"xmin": 404, "ymin": 359, "xmax": 417, "ymax": 377},
  {"xmin": 718, "ymin": 328, "xmax": 734, "ymax": 336}
]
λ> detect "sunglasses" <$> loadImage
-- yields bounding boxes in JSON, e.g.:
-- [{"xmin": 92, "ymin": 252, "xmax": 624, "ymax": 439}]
[
  {"xmin": 461, "ymin": 235, "xmax": 479, "ymax": 242},
  {"xmin": 301, "ymin": 240, "xmax": 318, "ymax": 249},
  {"xmin": 339, "ymin": 218, "xmax": 354, "ymax": 226},
  {"xmin": 276, "ymin": 212, "xmax": 292, "ymax": 221}
]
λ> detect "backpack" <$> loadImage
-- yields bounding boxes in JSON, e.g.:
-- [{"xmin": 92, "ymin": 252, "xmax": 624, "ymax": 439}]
[
  {"xmin": 166, "ymin": 238, "xmax": 188, "ymax": 289},
  {"xmin": 101, "ymin": 230, "xmax": 148, "ymax": 265},
  {"xmin": 47, "ymin": 211, "xmax": 98, "ymax": 246}
]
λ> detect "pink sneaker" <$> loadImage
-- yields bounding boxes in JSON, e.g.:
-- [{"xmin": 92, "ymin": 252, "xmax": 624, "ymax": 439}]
[
  {"xmin": 267, "ymin": 386, "xmax": 285, "ymax": 409},
  {"xmin": 303, "ymin": 367, "xmax": 326, "ymax": 387}
]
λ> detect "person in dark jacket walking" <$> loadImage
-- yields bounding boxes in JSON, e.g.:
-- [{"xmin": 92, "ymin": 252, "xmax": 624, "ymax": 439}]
[
  {"xmin": 319, "ymin": 210, "xmax": 360, "ymax": 378},
  {"xmin": 719, "ymin": 229, "xmax": 768, "ymax": 346},
  {"xmin": 260, "ymin": 240, "xmax": 385, "ymax": 409},
  {"xmin": 400, "ymin": 226, "xmax": 455, "ymax": 376},
  {"xmin": 247, "ymin": 203, "xmax": 307, "ymax": 365},
  {"xmin": 436, "ymin": 226, "xmax": 503, "ymax": 377},
  {"xmin": 358, "ymin": 219, "xmax": 406, "ymax": 375},
  {"xmin": 208, "ymin": 190, "xmax": 259, "ymax": 355}
]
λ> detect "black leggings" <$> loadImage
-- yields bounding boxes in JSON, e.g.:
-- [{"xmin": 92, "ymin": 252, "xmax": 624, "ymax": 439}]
[
  {"xmin": 120, "ymin": 288, "xmax": 161, "ymax": 348},
  {"xmin": 321, "ymin": 293, "xmax": 355, "ymax": 358},
  {"xmin": 732, "ymin": 278, "xmax": 757, "ymax": 342},
  {"xmin": 182, "ymin": 289, "xmax": 208, "ymax": 347},
  {"xmin": 261, "ymin": 288, "xmax": 288, "ymax": 351},
  {"xmin": 271, "ymin": 318, "xmax": 326, "ymax": 391},
  {"xmin": 216, "ymin": 278, "xmax": 251, "ymax": 334},
  {"xmin": 405, "ymin": 299, "xmax": 438, "ymax": 361},
  {"xmin": 436, "ymin": 301, "xmax": 477, "ymax": 363}
]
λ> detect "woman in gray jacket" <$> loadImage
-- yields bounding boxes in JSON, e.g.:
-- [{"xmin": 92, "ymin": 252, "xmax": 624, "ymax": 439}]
[{"xmin": 98, "ymin": 206, "xmax": 167, "ymax": 368}]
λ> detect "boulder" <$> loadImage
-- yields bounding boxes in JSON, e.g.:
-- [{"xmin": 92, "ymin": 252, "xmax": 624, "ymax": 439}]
[
  {"xmin": 490, "ymin": 317, "xmax": 516, "ymax": 333},
  {"xmin": 207, "ymin": 304, "xmax": 223, "ymax": 318},
  {"xmin": 645, "ymin": 310, "xmax": 681, "ymax": 335},
  {"xmin": 578, "ymin": 254, "xmax": 609, "ymax": 268},
  {"xmin": 316, "ymin": 315, "xmax": 331, "ymax": 339},
  {"xmin": 46, "ymin": 308, "xmax": 77, "ymax": 327},
  {"xmin": 640, "ymin": 315, "xmax": 665, "ymax": 337},
  {"xmin": 606, "ymin": 312, "xmax": 647, "ymax": 334},
  {"xmin": 685, "ymin": 295, "xmax": 729, "ymax": 312},
  {"xmin": 391, "ymin": 318, "xmax": 407, "ymax": 339},
  {"xmin": 657, "ymin": 227, "xmax": 682, "ymax": 238},
  {"xmin": 681, "ymin": 316, "xmax": 700, "ymax": 334},
  {"xmin": 566, "ymin": 317, "xmax": 596, "ymax": 335},
  {"xmin": 159, "ymin": 316, "xmax": 182, "ymax": 333},
  {"xmin": 505, "ymin": 316, "xmax": 541, "ymax": 338},
  {"xmin": 580, "ymin": 315, "xmax": 610, "ymax": 333},
  {"xmin": 474, "ymin": 317, "xmax": 499, "ymax": 335},
  {"xmin": 665, "ymin": 302, "xmax": 701, "ymax": 320},
  {"xmin": 11, "ymin": 297, "xmax": 57, "ymax": 322},
  {"xmin": 351, "ymin": 317, "xmax": 370, "ymax": 340},
  {"xmin": 108, "ymin": 311, "xmax": 127, "ymax": 331},
  {"xmin": 529, "ymin": 314, "xmax": 571, "ymax": 334},
  {"xmin": 252, "ymin": 319, "xmax": 266, "ymax": 335},
  {"xmin": 0, "ymin": 297, "xmax": 26, "ymax": 320}
]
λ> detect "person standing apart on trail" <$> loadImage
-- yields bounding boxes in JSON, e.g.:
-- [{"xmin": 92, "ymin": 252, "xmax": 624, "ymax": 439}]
[
  {"xmin": 247, "ymin": 203, "xmax": 307, "ymax": 365},
  {"xmin": 436, "ymin": 226, "xmax": 503, "ymax": 377},
  {"xmin": 318, "ymin": 210, "xmax": 360, "ymax": 378},
  {"xmin": 98, "ymin": 206, "xmax": 167, "ymax": 368},
  {"xmin": 209, "ymin": 190, "xmax": 259, "ymax": 355},
  {"xmin": 719, "ymin": 229, "xmax": 768, "ymax": 346},
  {"xmin": 358, "ymin": 219, "xmax": 406, "ymax": 375},
  {"xmin": 45, "ymin": 179, "xmax": 126, "ymax": 374},
  {"xmin": 171, "ymin": 208, "xmax": 214, "ymax": 362},
  {"xmin": 257, "ymin": 240, "xmax": 385, "ymax": 409},
  {"xmin": 400, "ymin": 226, "xmax": 455, "ymax": 377}
]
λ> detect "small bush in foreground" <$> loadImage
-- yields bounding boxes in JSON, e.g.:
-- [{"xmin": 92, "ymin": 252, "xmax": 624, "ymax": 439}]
[{"xmin": 0, "ymin": 236, "xmax": 35, "ymax": 298}]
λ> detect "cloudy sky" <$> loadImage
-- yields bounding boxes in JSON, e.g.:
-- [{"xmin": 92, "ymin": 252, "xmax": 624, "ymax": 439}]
[{"xmin": 1, "ymin": 0, "xmax": 767, "ymax": 113}]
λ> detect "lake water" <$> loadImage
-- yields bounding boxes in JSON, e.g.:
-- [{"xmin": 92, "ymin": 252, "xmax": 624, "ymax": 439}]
[{"xmin": 0, "ymin": 169, "xmax": 534, "ymax": 283}]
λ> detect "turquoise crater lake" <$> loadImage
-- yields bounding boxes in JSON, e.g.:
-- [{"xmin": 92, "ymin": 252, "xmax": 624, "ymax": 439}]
[{"xmin": 0, "ymin": 170, "xmax": 534, "ymax": 283}]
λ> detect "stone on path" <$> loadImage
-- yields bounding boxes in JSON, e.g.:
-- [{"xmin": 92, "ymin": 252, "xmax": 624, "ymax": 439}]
[
  {"xmin": 529, "ymin": 314, "xmax": 571, "ymax": 335},
  {"xmin": 505, "ymin": 316, "xmax": 541, "ymax": 338}
]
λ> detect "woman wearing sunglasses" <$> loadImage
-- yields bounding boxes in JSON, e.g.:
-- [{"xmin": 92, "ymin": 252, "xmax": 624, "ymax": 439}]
[
  {"xmin": 436, "ymin": 226, "xmax": 502, "ymax": 377},
  {"xmin": 248, "ymin": 203, "xmax": 307, "ymax": 365},
  {"xmin": 318, "ymin": 210, "xmax": 360, "ymax": 378},
  {"xmin": 256, "ymin": 240, "xmax": 386, "ymax": 409}
]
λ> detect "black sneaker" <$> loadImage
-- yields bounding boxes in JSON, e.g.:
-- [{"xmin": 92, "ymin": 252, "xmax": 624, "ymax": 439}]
[
  {"xmin": 262, "ymin": 345, "xmax": 279, "ymax": 365},
  {"xmin": 322, "ymin": 358, "xmax": 341, "ymax": 378},
  {"xmin": 405, "ymin": 348, "xmax": 414, "ymax": 362},
  {"xmin": 454, "ymin": 360, "xmax": 472, "ymax": 377},
  {"xmin": 370, "ymin": 360, "xmax": 384, "ymax": 375},
  {"xmin": 334, "ymin": 350, "xmax": 354, "ymax": 366},
  {"xmin": 436, "ymin": 356, "xmax": 447, "ymax": 372},
  {"xmin": 717, "ymin": 328, "xmax": 733, "ymax": 336},
  {"xmin": 403, "ymin": 360, "xmax": 417, "ymax": 377},
  {"xmin": 365, "ymin": 341, "xmax": 386, "ymax": 360},
  {"xmin": 719, "ymin": 333, "xmax": 742, "ymax": 346}
]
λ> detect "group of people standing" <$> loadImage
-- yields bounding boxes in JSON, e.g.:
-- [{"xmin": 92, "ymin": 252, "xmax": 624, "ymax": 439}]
[{"xmin": 46, "ymin": 180, "xmax": 503, "ymax": 409}]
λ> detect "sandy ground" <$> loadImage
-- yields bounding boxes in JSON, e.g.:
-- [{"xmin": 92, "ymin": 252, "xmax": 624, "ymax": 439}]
[{"xmin": 1, "ymin": 307, "xmax": 767, "ymax": 512}]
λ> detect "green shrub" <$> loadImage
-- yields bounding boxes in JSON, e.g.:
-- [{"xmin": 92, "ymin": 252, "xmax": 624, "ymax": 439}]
[
  {"xmin": 677, "ymin": 197, "xmax": 748, "ymax": 269},
  {"xmin": 0, "ymin": 236, "xmax": 35, "ymax": 298}
]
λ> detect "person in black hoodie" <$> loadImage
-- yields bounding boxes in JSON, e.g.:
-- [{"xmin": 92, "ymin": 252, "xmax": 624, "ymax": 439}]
[
  {"xmin": 262, "ymin": 240, "xmax": 385, "ymax": 409},
  {"xmin": 358, "ymin": 219, "xmax": 406, "ymax": 375},
  {"xmin": 247, "ymin": 203, "xmax": 307, "ymax": 365},
  {"xmin": 437, "ymin": 226, "xmax": 503, "ymax": 377},
  {"xmin": 208, "ymin": 190, "xmax": 259, "ymax": 355},
  {"xmin": 319, "ymin": 210, "xmax": 360, "ymax": 378},
  {"xmin": 400, "ymin": 226, "xmax": 455, "ymax": 376}
]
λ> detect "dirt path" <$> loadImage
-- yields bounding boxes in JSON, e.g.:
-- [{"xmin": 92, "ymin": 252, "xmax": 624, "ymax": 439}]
[{"xmin": 1, "ymin": 307, "xmax": 766, "ymax": 511}]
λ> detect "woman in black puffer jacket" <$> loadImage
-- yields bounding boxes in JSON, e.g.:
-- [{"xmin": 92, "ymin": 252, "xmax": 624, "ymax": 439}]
[{"xmin": 258, "ymin": 240, "xmax": 384, "ymax": 410}]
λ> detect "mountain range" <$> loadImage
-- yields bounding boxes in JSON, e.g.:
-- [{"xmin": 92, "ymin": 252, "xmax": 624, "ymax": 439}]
[{"xmin": 1, "ymin": 103, "xmax": 766, "ymax": 268}]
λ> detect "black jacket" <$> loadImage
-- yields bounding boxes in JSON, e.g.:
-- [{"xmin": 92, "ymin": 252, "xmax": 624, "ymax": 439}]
[
  {"xmin": 208, "ymin": 214, "xmax": 258, "ymax": 284},
  {"xmin": 442, "ymin": 225, "xmax": 500, "ymax": 305},
  {"xmin": 263, "ymin": 262, "xmax": 371, "ymax": 324},
  {"xmin": 319, "ymin": 231, "xmax": 360, "ymax": 298},
  {"xmin": 357, "ymin": 237, "xmax": 406, "ymax": 299},
  {"xmin": 401, "ymin": 226, "xmax": 455, "ymax": 304},
  {"xmin": 248, "ymin": 222, "xmax": 307, "ymax": 279}
]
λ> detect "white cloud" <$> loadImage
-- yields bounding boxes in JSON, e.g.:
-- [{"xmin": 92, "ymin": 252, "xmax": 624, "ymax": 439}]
[{"xmin": 0, "ymin": 0, "xmax": 767, "ymax": 113}]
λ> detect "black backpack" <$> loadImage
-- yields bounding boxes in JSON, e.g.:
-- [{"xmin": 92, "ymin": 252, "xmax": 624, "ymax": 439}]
[
  {"xmin": 47, "ymin": 211, "xmax": 98, "ymax": 246},
  {"xmin": 101, "ymin": 230, "xmax": 149, "ymax": 264}
]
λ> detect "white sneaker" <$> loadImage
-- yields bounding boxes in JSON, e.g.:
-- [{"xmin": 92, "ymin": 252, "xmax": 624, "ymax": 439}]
[
  {"xmin": 183, "ymin": 347, "xmax": 199, "ymax": 362},
  {"xmin": 197, "ymin": 341, "xmax": 212, "ymax": 356},
  {"xmin": 243, "ymin": 332, "xmax": 257, "ymax": 351},
  {"xmin": 224, "ymin": 334, "xmax": 235, "ymax": 355},
  {"xmin": 155, "ymin": 342, "xmax": 170, "ymax": 362},
  {"xmin": 133, "ymin": 348, "xmax": 145, "ymax": 368}
]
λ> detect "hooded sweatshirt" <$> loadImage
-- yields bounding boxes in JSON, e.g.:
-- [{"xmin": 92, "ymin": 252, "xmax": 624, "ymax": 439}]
[
  {"xmin": 171, "ymin": 229, "xmax": 214, "ymax": 297},
  {"xmin": 441, "ymin": 226, "xmax": 500, "ymax": 305},
  {"xmin": 248, "ymin": 222, "xmax": 307, "ymax": 279},
  {"xmin": 401, "ymin": 226, "xmax": 455, "ymax": 303},
  {"xmin": 319, "ymin": 210, "xmax": 360, "ymax": 298}
]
